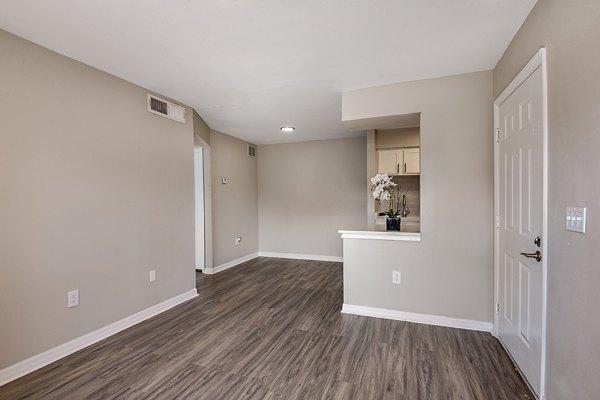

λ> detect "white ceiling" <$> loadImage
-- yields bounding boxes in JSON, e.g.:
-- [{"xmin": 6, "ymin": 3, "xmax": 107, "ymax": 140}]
[{"xmin": 0, "ymin": 0, "xmax": 537, "ymax": 144}]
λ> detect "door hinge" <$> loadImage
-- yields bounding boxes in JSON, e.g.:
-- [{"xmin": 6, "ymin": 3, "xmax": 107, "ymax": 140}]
[
  {"xmin": 495, "ymin": 128, "xmax": 501, "ymax": 142},
  {"xmin": 495, "ymin": 302, "xmax": 500, "ymax": 314}
]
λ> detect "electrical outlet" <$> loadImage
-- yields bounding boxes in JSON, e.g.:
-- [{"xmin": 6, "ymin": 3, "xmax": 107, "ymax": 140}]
[
  {"xmin": 67, "ymin": 289, "xmax": 79, "ymax": 308},
  {"xmin": 235, "ymin": 236, "xmax": 242, "ymax": 246},
  {"xmin": 149, "ymin": 270, "xmax": 156, "ymax": 282},
  {"xmin": 392, "ymin": 271, "xmax": 401, "ymax": 285}
]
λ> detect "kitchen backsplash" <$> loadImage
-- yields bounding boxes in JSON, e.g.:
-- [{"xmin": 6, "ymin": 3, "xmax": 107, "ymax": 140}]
[{"xmin": 376, "ymin": 175, "xmax": 420, "ymax": 217}]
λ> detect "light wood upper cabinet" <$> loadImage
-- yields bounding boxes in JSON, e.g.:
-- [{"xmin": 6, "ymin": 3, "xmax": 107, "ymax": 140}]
[
  {"xmin": 377, "ymin": 147, "xmax": 419, "ymax": 175},
  {"xmin": 378, "ymin": 149, "xmax": 403, "ymax": 175},
  {"xmin": 403, "ymin": 148, "xmax": 420, "ymax": 174}
]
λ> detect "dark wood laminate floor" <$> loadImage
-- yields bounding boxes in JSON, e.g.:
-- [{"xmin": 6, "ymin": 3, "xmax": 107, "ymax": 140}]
[{"xmin": 0, "ymin": 257, "xmax": 534, "ymax": 400}]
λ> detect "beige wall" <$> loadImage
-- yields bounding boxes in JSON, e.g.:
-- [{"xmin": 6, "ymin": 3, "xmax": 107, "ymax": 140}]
[
  {"xmin": 0, "ymin": 30, "xmax": 197, "ymax": 369},
  {"xmin": 258, "ymin": 137, "xmax": 367, "ymax": 258},
  {"xmin": 193, "ymin": 110, "xmax": 211, "ymax": 145},
  {"xmin": 210, "ymin": 130, "xmax": 258, "ymax": 267},
  {"xmin": 376, "ymin": 127, "xmax": 420, "ymax": 149},
  {"xmin": 494, "ymin": 1, "xmax": 600, "ymax": 398},
  {"xmin": 341, "ymin": 71, "xmax": 494, "ymax": 322}
]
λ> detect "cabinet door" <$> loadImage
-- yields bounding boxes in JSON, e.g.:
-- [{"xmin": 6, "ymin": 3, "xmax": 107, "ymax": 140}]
[
  {"xmin": 403, "ymin": 148, "xmax": 420, "ymax": 174},
  {"xmin": 378, "ymin": 150, "xmax": 402, "ymax": 174}
]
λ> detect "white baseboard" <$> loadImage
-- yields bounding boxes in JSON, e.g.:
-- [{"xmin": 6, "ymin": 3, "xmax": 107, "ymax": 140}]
[
  {"xmin": 341, "ymin": 304, "xmax": 492, "ymax": 332},
  {"xmin": 258, "ymin": 252, "xmax": 343, "ymax": 263},
  {"xmin": 204, "ymin": 252, "xmax": 258, "ymax": 275},
  {"xmin": 0, "ymin": 288, "xmax": 198, "ymax": 387},
  {"xmin": 202, "ymin": 251, "xmax": 342, "ymax": 275}
]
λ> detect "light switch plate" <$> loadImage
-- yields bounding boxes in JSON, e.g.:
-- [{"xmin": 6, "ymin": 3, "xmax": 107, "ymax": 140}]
[
  {"xmin": 222, "ymin": 177, "xmax": 228, "ymax": 184},
  {"xmin": 566, "ymin": 207, "xmax": 587, "ymax": 233}
]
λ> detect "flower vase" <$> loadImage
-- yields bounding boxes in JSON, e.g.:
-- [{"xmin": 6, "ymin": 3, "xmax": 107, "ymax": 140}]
[{"xmin": 386, "ymin": 217, "xmax": 400, "ymax": 231}]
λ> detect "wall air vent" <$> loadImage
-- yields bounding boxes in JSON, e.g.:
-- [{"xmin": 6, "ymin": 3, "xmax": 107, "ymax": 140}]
[
  {"xmin": 147, "ymin": 94, "xmax": 186, "ymax": 123},
  {"xmin": 150, "ymin": 97, "xmax": 168, "ymax": 115},
  {"xmin": 247, "ymin": 144, "xmax": 257, "ymax": 158}
]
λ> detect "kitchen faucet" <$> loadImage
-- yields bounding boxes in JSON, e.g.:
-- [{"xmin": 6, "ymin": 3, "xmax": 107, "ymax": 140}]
[{"xmin": 401, "ymin": 194, "xmax": 410, "ymax": 218}]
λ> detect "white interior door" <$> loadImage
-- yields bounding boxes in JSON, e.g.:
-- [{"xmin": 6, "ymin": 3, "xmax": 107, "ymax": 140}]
[{"xmin": 496, "ymin": 61, "xmax": 546, "ymax": 396}]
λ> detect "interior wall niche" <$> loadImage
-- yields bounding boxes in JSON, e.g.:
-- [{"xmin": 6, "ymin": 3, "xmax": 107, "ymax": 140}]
[{"xmin": 366, "ymin": 114, "xmax": 421, "ymax": 232}]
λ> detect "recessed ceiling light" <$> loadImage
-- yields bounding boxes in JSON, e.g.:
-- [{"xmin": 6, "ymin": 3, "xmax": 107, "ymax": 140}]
[{"xmin": 280, "ymin": 126, "xmax": 295, "ymax": 133}]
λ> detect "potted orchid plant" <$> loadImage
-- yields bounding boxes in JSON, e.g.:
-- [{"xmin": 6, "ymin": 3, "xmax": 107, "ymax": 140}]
[{"xmin": 370, "ymin": 173, "xmax": 401, "ymax": 231}]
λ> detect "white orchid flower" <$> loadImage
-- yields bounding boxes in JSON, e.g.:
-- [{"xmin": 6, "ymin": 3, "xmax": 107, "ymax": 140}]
[{"xmin": 370, "ymin": 173, "xmax": 399, "ymax": 201}]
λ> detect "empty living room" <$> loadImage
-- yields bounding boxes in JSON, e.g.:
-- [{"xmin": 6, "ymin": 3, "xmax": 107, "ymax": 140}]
[{"xmin": 0, "ymin": 1, "xmax": 598, "ymax": 399}]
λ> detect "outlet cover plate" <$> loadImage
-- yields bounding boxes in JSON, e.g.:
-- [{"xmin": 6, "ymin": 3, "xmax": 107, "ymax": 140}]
[
  {"xmin": 67, "ymin": 289, "xmax": 79, "ymax": 308},
  {"xmin": 392, "ymin": 271, "xmax": 401, "ymax": 285}
]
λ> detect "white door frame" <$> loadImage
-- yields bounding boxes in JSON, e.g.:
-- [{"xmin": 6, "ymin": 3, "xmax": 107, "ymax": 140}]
[
  {"xmin": 493, "ymin": 48, "xmax": 548, "ymax": 399},
  {"xmin": 194, "ymin": 146, "xmax": 205, "ymax": 270},
  {"xmin": 194, "ymin": 134, "xmax": 213, "ymax": 272}
]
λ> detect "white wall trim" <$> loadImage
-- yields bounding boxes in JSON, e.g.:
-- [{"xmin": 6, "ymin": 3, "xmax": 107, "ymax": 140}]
[
  {"xmin": 342, "ymin": 304, "xmax": 492, "ymax": 332},
  {"xmin": 204, "ymin": 252, "xmax": 259, "ymax": 274},
  {"xmin": 339, "ymin": 230, "xmax": 421, "ymax": 242},
  {"xmin": 194, "ymin": 134, "xmax": 212, "ymax": 270},
  {"xmin": 0, "ymin": 289, "xmax": 198, "ymax": 387},
  {"xmin": 258, "ymin": 252, "xmax": 343, "ymax": 263},
  {"xmin": 203, "ymin": 251, "xmax": 343, "ymax": 275}
]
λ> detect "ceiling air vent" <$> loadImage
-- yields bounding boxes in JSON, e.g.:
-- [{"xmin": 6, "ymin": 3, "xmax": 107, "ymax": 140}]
[
  {"xmin": 147, "ymin": 94, "xmax": 186, "ymax": 123},
  {"xmin": 247, "ymin": 144, "xmax": 256, "ymax": 158}
]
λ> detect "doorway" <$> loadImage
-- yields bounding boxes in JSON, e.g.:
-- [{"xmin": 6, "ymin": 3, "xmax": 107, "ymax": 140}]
[
  {"xmin": 494, "ymin": 48, "xmax": 548, "ymax": 398},
  {"xmin": 194, "ymin": 146, "xmax": 205, "ymax": 271},
  {"xmin": 194, "ymin": 134, "xmax": 212, "ymax": 272}
]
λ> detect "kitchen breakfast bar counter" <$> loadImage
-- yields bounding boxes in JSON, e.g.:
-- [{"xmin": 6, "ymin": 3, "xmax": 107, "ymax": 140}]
[{"xmin": 339, "ymin": 222, "xmax": 421, "ymax": 242}]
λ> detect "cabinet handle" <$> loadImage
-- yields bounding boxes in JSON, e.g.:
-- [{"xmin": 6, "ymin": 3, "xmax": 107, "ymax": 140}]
[
  {"xmin": 397, "ymin": 164, "xmax": 399, "ymax": 173},
  {"xmin": 404, "ymin": 163, "xmax": 407, "ymax": 173}
]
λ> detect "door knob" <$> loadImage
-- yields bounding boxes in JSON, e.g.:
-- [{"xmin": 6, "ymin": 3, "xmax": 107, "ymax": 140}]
[{"xmin": 521, "ymin": 250, "xmax": 542, "ymax": 262}]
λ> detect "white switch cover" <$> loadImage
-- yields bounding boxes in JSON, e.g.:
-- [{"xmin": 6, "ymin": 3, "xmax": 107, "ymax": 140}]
[
  {"xmin": 566, "ymin": 207, "xmax": 587, "ymax": 233},
  {"xmin": 235, "ymin": 236, "xmax": 242, "ymax": 246},
  {"xmin": 67, "ymin": 289, "xmax": 79, "ymax": 308},
  {"xmin": 222, "ymin": 177, "xmax": 228, "ymax": 184},
  {"xmin": 149, "ymin": 270, "xmax": 156, "ymax": 282},
  {"xmin": 392, "ymin": 271, "xmax": 401, "ymax": 285}
]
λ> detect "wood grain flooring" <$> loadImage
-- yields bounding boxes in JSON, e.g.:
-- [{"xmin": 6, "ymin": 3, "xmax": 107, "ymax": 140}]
[{"xmin": 0, "ymin": 257, "xmax": 534, "ymax": 399}]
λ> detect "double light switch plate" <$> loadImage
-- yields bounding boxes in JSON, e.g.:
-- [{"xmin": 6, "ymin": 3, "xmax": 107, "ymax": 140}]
[{"xmin": 566, "ymin": 207, "xmax": 587, "ymax": 233}]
